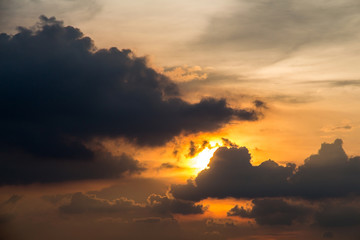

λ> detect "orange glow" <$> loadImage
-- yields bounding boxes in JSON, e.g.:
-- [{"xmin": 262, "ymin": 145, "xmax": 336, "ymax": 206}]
[
  {"xmin": 190, "ymin": 140, "xmax": 223, "ymax": 174},
  {"xmin": 192, "ymin": 147, "xmax": 218, "ymax": 171}
]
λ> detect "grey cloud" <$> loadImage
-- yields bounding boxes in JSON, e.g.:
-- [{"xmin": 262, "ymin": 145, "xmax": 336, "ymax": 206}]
[
  {"xmin": 290, "ymin": 139, "xmax": 360, "ymax": 199},
  {"xmin": 228, "ymin": 198, "xmax": 360, "ymax": 229},
  {"xmin": 171, "ymin": 139, "xmax": 360, "ymax": 201},
  {"xmin": 0, "ymin": 0, "xmax": 102, "ymax": 33},
  {"xmin": 303, "ymin": 79, "xmax": 360, "ymax": 87},
  {"xmin": 187, "ymin": 141, "xmax": 198, "ymax": 157},
  {"xmin": 315, "ymin": 202, "xmax": 360, "ymax": 228},
  {"xmin": 321, "ymin": 124, "xmax": 353, "ymax": 133},
  {"xmin": 0, "ymin": 152, "xmax": 144, "ymax": 185},
  {"xmin": 157, "ymin": 163, "xmax": 184, "ymax": 173},
  {"xmin": 267, "ymin": 94, "xmax": 320, "ymax": 104},
  {"xmin": 187, "ymin": 140, "xmax": 210, "ymax": 158},
  {"xmin": 133, "ymin": 217, "xmax": 162, "ymax": 223},
  {"xmin": 158, "ymin": 162, "xmax": 181, "ymax": 169},
  {"xmin": 87, "ymin": 178, "xmax": 168, "ymax": 203},
  {"xmin": 221, "ymin": 138, "xmax": 239, "ymax": 148},
  {"xmin": 195, "ymin": 0, "xmax": 360, "ymax": 63},
  {"xmin": 253, "ymin": 100, "xmax": 267, "ymax": 109},
  {"xmin": 59, "ymin": 192, "xmax": 143, "ymax": 215},
  {"xmin": 332, "ymin": 125, "xmax": 352, "ymax": 131},
  {"xmin": 147, "ymin": 194, "xmax": 206, "ymax": 215},
  {"xmin": 228, "ymin": 198, "xmax": 311, "ymax": 226},
  {"xmin": 327, "ymin": 80, "xmax": 360, "ymax": 87},
  {"xmin": 171, "ymin": 147, "xmax": 295, "ymax": 201},
  {"xmin": 59, "ymin": 192, "xmax": 205, "ymax": 218}
]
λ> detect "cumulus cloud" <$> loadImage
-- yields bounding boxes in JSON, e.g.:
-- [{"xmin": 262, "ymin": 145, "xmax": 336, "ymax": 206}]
[
  {"xmin": 290, "ymin": 139, "xmax": 360, "ymax": 199},
  {"xmin": 171, "ymin": 147, "xmax": 295, "ymax": 201},
  {"xmin": 171, "ymin": 139, "xmax": 360, "ymax": 200},
  {"xmin": 0, "ymin": 16, "xmax": 260, "ymax": 185}
]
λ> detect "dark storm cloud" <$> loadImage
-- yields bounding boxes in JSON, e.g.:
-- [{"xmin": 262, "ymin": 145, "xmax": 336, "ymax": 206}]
[
  {"xmin": 227, "ymin": 198, "xmax": 311, "ymax": 226},
  {"xmin": 171, "ymin": 139, "xmax": 360, "ymax": 201},
  {"xmin": 196, "ymin": 0, "xmax": 360, "ymax": 62},
  {"xmin": 171, "ymin": 147, "xmax": 295, "ymax": 201},
  {"xmin": 0, "ymin": 16, "xmax": 259, "ymax": 184},
  {"xmin": 59, "ymin": 192, "xmax": 205, "ymax": 218}
]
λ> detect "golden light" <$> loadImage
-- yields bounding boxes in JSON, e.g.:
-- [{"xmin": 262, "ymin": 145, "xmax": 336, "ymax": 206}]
[
  {"xmin": 190, "ymin": 140, "xmax": 222, "ymax": 174},
  {"xmin": 193, "ymin": 147, "xmax": 218, "ymax": 170}
]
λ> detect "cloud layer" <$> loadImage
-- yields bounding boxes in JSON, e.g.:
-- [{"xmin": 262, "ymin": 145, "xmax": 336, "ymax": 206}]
[
  {"xmin": 171, "ymin": 139, "xmax": 360, "ymax": 200},
  {"xmin": 59, "ymin": 192, "xmax": 205, "ymax": 218},
  {"xmin": 227, "ymin": 198, "xmax": 310, "ymax": 226}
]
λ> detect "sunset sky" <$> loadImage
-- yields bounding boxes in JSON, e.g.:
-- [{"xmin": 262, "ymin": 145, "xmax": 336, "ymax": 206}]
[{"xmin": 1, "ymin": 1, "xmax": 360, "ymax": 239}]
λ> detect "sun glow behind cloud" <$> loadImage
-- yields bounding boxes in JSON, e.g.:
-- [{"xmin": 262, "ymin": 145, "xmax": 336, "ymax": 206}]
[
  {"xmin": 193, "ymin": 147, "xmax": 218, "ymax": 170},
  {"xmin": 190, "ymin": 140, "xmax": 222, "ymax": 174}
]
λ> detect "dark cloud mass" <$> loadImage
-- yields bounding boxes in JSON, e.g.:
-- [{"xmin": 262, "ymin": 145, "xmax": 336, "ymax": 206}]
[
  {"xmin": 227, "ymin": 198, "xmax": 311, "ymax": 226},
  {"xmin": 228, "ymin": 198, "xmax": 360, "ymax": 229},
  {"xmin": 171, "ymin": 139, "xmax": 360, "ymax": 200},
  {"xmin": 171, "ymin": 147, "xmax": 295, "ymax": 201},
  {"xmin": 0, "ymin": 16, "xmax": 259, "ymax": 185},
  {"xmin": 315, "ymin": 201, "xmax": 360, "ymax": 228},
  {"xmin": 0, "ymin": 152, "xmax": 143, "ymax": 185}
]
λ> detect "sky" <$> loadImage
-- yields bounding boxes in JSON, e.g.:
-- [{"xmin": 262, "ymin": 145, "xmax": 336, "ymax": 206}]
[{"xmin": 1, "ymin": 0, "xmax": 360, "ymax": 239}]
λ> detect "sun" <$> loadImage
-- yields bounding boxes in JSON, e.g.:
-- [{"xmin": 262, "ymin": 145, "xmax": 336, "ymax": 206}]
[
  {"xmin": 191, "ymin": 140, "xmax": 221, "ymax": 174},
  {"xmin": 193, "ymin": 147, "xmax": 218, "ymax": 171}
]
